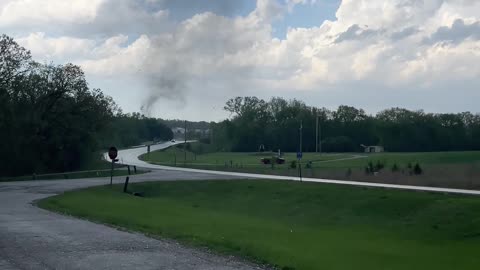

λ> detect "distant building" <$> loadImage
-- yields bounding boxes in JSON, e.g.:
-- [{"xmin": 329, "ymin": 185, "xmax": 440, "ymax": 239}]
[{"xmin": 362, "ymin": 145, "xmax": 384, "ymax": 153}]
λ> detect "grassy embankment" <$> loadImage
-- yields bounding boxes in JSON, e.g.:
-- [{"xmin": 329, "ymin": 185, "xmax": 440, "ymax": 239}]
[{"xmin": 39, "ymin": 180, "xmax": 480, "ymax": 270}]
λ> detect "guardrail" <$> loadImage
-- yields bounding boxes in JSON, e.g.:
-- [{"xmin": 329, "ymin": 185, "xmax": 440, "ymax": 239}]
[{"xmin": 1, "ymin": 164, "xmax": 139, "ymax": 182}]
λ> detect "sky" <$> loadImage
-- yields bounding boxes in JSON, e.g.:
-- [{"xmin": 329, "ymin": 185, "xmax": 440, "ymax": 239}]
[{"xmin": 1, "ymin": 0, "xmax": 479, "ymax": 121}]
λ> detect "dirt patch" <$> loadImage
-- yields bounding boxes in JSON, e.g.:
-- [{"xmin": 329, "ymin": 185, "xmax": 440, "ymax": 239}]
[{"xmin": 304, "ymin": 163, "xmax": 480, "ymax": 190}]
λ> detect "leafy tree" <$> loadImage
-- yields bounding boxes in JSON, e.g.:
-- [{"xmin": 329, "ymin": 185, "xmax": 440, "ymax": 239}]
[
  {"xmin": 212, "ymin": 96, "xmax": 480, "ymax": 153},
  {"xmin": 0, "ymin": 35, "xmax": 119, "ymax": 176},
  {"xmin": 0, "ymin": 35, "xmax": 174, "ymax": 176}
]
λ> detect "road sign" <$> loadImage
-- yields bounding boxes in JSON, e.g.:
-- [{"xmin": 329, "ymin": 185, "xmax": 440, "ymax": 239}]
[
  {"xmin": 108, "ymin": 146, "xmax": 118, "ymax": 160},
  {"xmin": 108, "ymin": 146, "xmax": 118, "ymax": 187},
  {"xmin": 297, "ymin": 152, "xmax": 303, "ymax": 159}
]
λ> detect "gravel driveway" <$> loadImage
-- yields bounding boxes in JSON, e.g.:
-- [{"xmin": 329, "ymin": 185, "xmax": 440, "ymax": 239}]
[{"xmin": 0, "ymin": 170, "xmax": 263, "ymax": 270}]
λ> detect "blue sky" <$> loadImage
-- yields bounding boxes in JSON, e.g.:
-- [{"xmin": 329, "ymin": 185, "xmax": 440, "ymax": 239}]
[
  {"xmin": 163, "ymin": 0, "xmax": 341, "ymax": 38},
  {"xmin": 273, "ymin": 0, "xmax": 341, "ymax": 37}
]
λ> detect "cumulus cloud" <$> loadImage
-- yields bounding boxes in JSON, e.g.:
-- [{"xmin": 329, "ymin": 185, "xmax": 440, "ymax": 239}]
[
  {"xmin": 0, "ymin": 0, "xmax": 102, "ymax": 25},
  {"xmin": 0, "ymin": 0, "xmax": 171, "ymax": 37},
  {"xmin": 3, "ymin": 0, "xmax": 480, "ymax": 119},
  {"xmin": 16, "ymin": 32, "xmax": 96, "ymax": 62}
]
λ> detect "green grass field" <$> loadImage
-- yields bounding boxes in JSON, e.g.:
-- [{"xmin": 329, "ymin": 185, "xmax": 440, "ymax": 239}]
[
  {"xmin": 141, "ymin": 145, "xmax": 354, "ymax": 168},
  {"xmin": 142, "ymin": 146, "xmax": 480, "ymax": 168},
  {"xmin": 140, "ymin": 145, "xmax": 480, "ymax": 189},
  {"xmin": 39, "ymin": 180, "xmax": 480, "ymax": 270}
]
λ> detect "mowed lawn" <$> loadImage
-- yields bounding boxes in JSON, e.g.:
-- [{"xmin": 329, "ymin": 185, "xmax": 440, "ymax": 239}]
[
  {"xmin": 141, "ymin": 146, "xmax": 480, "ymax": 170},
  {"xmin": 141, "ymin": 147, "xmax": 353, "ymax": 168},
  {"xmin": 39, "ymin": 180, "xmax": 480, "ymax": 270},
  {"xmin": 140, "ymin": 148, "xmax": 480, "ymax": 189}
]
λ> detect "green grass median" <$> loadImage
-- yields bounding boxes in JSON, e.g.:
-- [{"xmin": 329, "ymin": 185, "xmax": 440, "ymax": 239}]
[
  {"xmin": 140, "ymin": 146, "xmax": 480, "ymax": 189},
  {"xmin": 39, "ymin": 180, "xmax": 480, "ymax": 270}
]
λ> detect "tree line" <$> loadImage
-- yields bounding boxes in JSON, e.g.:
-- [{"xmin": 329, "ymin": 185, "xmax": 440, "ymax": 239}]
[
  {"xmin": 101, "ymin": 112, "xmax": 173, "ymax": 148},
  {"xmin": 210, "ymin": 96, "xmax": 480, "ymax": 153},
  {"xmin": 0, "ymin": 35, "xmax": 172, "ymax": 177}
]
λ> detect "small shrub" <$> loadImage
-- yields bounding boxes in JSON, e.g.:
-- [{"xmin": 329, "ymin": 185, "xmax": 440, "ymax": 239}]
[
  {"xmin": 375, "ymin": 160, "xmax": 384, "ymax": 171},
  {"xmin": 414, "ymin": 163, "xmax": 423, "ymax": 175},
  {"xmin": 391, "ymin": 163, "xmax": 399, "ymax": 172},
  {"xmin": 290, "ymin": 160, "xmax": 297, "ymax": 169},
  {"xmin": 346, "ymin": 168, "xmax": 352, "ymax": 178},
  {"xmin": 365, "ymin": 161, "xmax": 375, "ymax": 174},
  {"xmin": 305, "ymin": 161, "xmax": 312, "ymax": 169},
  {"xmin": 407, "ymin": 162, "xmax": 413, "ymax": 175}
]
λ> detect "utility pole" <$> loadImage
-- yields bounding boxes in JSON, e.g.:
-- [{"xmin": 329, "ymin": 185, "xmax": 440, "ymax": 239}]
[
  {"xmin": 298, "ymin": 120, "xmax": 303, "ymax": 182},
  {"xmin": 315, "ymin": 114, "xmax": 323, "ymax": 154},
  {"xmin": 315, "ymin": 115, "xmax": 319, "ymax": 153},
  {"xmin": 184, "ymin": 120, "xmax": 187, "ymax": 166},
  {"xmin": 319, "ymin": 121, "xmax": 322, "ymax": 155},
  {"xmin": 110, "ymin": 159, "xmax": 114, "ymax": 187},
  {"xmin": 300, "ymin": 120, "xmax": 303, "ymax": 154}
]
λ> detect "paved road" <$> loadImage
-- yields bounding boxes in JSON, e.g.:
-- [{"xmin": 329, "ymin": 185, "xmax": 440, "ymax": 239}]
[
  {"xmin": 112, "ymin": 142, "xmax": 480, "ymax": 196},
  {"xmin": 0, "ymin": 170, "xmax": 263, "ymax": 270}
]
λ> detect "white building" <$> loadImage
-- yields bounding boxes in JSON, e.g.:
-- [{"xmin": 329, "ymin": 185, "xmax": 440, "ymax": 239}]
[{"xmin": 362, "ymin": 145, "xmax": 384, "ymax": 153}]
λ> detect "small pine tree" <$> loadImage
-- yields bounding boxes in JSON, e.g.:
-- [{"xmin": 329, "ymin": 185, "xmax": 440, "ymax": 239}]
[
  {"xmin": 375, "ymin": 160, "xmax": 385, "ymax": 171},
  {"xmin": 368, "ymin": 161, "xmax": 374, "ymax": 172},
  {"xmin": 290, "ymin": 160, "xmax": 297, "ymax": 169},
  {"xmin": 391, "ymin": 163, "xmax": 399, "ymax": 172},
  {"xmin": 407, "ymin": 162, "xmax": 413, "ymax": 175},
  {"xmin": 346, "ymin": 168, "xmax": 352, "ymax": 178},
  {"xmin": 414, "ymin": 163, "xmax": 423, "ymax": 175}
]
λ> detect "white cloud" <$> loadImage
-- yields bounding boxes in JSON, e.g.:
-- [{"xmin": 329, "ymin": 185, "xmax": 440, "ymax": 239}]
[
  {"xmin": 0, "ymin": 0, "xmax": 103, "ymax": 25},
  {"xmin": 81, "ymin": 35, "xmax": 151, "ymax": 75},
  {"xmin": 16, "ymin": 32, "xmax": 96, "ymax": 62},
  {"xmin": 0, "ymin": 0, "xmax": 170, "ymax": 37},
  {"xmin": 3, "ymin": 0, "xmax": 480, "ymax": 119}
]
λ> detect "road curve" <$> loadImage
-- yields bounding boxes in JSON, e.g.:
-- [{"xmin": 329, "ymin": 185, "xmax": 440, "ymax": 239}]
[
  {"xmin": 111, "ymin": 142, "xmax": 480, "ymax": 196},
  {"xmin": 0, "ymin": 170, "xmax": 264, "ymax": 270}
]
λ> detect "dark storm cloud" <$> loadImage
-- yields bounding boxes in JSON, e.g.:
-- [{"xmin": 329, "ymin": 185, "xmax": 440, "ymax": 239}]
[{"xmin": 139, "ymin": 1, "xmax": 249, "ymax": 115}]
